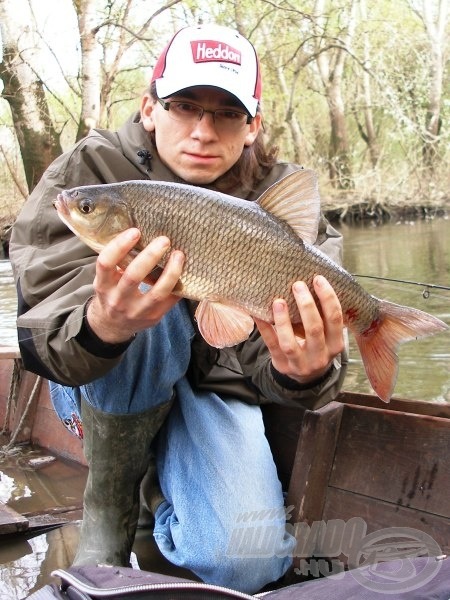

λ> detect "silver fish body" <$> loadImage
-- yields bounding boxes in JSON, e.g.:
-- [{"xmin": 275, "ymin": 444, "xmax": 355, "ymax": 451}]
[{"xmin": 96, "ymin": 181, "xmax": 375, "ymax": 326}]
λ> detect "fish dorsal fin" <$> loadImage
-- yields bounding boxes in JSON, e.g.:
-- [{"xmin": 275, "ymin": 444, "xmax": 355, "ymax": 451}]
[
  {"xmin": 195, "ymin": 299, "xmax": 255, "ymax": 348},
  {"xmin": 257, "ymin": 169, "xmax": 321, "ymax": 244}
]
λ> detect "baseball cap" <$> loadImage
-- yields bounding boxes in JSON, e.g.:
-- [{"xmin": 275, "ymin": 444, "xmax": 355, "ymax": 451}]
[{"xmin": 151, "ymin": 24, "xmax": 261, "ymax": 117}]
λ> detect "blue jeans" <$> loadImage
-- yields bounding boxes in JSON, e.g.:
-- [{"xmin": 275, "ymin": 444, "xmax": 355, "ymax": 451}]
[{"xmin": 49, "ymin": 300, "xmax": 295, "ymax": 593}]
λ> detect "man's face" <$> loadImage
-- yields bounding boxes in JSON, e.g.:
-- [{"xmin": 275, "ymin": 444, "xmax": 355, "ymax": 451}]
[{"xmin": 141, "ymin": 86, "xmax": 261, "ymax": 185}]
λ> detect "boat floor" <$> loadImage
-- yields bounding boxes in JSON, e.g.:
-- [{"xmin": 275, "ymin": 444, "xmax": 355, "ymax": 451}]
[{"xmin": 0, "ymin": 437, "xmax": 197, "ymax": 599}]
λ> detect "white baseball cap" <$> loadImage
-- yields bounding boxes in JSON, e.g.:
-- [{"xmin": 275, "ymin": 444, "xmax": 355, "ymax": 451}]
[{"xmin": 151, "ymin": 24, "xmax": 262, "ymax": 117}]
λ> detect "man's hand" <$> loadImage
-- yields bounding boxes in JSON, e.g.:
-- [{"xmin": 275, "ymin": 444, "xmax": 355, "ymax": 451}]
[
  {"xmin": 87, "ymin": 228, "xmax": 185, "ymax": 344},
  {"xmin": 255, "ymin": 275, "xmax": 345, "ymax": 386}
]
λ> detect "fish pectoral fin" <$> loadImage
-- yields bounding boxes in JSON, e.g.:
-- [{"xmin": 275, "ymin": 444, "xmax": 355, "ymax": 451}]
[
  {"xmin": 257, "ymin": 169, "xmax": 321, "ymax": 244},
  {"xmin": 195, "ymin": 299, "xmax": 255, "ymax": 348}
]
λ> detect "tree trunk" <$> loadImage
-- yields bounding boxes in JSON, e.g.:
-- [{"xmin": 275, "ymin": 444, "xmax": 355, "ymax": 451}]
[
  {"xmin": 327, "ymin": 84, "xmax": 353, "ymax": 188},
  {"xmin": 419, "ymin": 0, "xmax": 448, "ymax": 168},
  {"xmin": 358, "ymin": 0, "xmax": 379, "ymax": 168},
  {"xmin": 74, "ymin": 0, "xmax": 101, "ymax": 140},
  {"xmin": 313, "ymin": 0, "xmax": 356, "ymax": 189},
  {"xmin": 0, "ymin": 0, "xmax": 63, "ymax": 192}
]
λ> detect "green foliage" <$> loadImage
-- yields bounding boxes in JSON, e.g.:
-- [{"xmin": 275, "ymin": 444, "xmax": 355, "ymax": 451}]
[{"xmin": 103, "ymin": 68, "xmax": 148, "ymax": 129}]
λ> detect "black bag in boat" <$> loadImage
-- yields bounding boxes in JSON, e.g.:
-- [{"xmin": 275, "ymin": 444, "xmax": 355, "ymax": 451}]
[{"xmin": 27, "ymin": 556, "xmax": 450, "ymax": 599}]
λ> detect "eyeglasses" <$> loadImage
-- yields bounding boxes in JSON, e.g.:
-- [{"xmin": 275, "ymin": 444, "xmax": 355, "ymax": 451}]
[{"xmin": 157, "ymin": 98, "xmax": 253, "ymax": 132}]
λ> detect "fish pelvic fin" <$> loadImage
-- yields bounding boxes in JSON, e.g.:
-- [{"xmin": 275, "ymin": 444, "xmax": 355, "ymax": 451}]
[
  {"xmin": 353, "ymin": 299, "xmax": 448, "ymax": 403},
  {"xmin": 195, "ymin": 299, "xmax": 255, "ymax": 348},
  {"xmin": 257, "ymin": 169, "xmax": 321, "ymax": 244}
]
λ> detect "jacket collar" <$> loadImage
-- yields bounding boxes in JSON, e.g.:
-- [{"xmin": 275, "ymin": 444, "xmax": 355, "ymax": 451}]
[{"xmin": 115, "ymin": 112, "xmax": 178, "ymax": 183}]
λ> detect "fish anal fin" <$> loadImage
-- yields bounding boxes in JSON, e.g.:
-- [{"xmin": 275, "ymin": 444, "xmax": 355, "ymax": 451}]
[
  {"xmin": 257, "ymin": 169, "xmax": 321, "ymax": 244},
  {"xmin": 353, "ymin": 299, "xmax": 448, "ymax": 402},
  {"xmin": 195, "ymin": 299, "xmax": 255, "ymax": 348}
]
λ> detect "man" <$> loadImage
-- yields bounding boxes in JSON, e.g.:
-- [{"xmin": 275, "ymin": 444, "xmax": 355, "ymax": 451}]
[{"xmin": 10, "ymin": 24, "xmax": 347, "ymax": 594}]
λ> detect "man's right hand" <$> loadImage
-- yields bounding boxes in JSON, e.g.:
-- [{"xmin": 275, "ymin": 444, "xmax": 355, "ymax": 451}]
[{"xmin": 86, "ymin": 228, "xmax": 185, "ymax": 344}]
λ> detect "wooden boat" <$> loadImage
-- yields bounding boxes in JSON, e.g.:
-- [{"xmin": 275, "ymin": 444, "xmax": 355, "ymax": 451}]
[{"xmin": 1, "ymin": 343, "xmax": 449, "ymax": 571}]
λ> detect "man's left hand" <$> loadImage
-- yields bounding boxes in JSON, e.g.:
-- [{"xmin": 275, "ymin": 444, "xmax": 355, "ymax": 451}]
[{"xmin": 255, "ymin": 275, "xmax": 345, "ymax": 386}]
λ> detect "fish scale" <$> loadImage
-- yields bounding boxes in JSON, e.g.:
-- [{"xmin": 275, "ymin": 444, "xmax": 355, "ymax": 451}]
[
  {"xmin": 118, "ymin": 181, "xmax": 302, "ymax": 317},
  {"xmin": 54, "ymin": 170, "xmax": 448, "ymax": 402},
  {"xmin": 125, "ymin": 181, "xmax": 309, "ymax": 321}
]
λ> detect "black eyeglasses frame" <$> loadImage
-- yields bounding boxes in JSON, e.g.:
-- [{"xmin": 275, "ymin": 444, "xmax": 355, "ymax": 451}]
[{"xmin": 156, "ymin": 97, "xmax": 254, "ymax": 126}]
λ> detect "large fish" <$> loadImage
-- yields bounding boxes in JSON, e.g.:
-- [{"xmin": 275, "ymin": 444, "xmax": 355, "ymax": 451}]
[{"xmin": 54, "ymin": 169, "xmax": 448, "ymax": 402}]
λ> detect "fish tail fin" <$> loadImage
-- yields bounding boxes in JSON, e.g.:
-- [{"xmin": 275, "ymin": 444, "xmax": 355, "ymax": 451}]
[{"xmin": 353, "ymin": 299, "xmax": 448, "ymax": 402}]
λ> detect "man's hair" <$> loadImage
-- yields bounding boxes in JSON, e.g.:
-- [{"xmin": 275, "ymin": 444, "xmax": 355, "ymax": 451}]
[{"xmin": 145, "ymin": 83, "xmax": 278, "ymax": 194}]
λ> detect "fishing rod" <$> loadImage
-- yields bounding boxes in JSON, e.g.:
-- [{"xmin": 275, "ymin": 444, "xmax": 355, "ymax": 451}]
[{"xmin": 353, "ymin": 274, "xmax": 450, "ymax": 298}]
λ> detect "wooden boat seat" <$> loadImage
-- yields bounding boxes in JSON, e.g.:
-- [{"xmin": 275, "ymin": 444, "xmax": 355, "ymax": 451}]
[{"xmin": 262, "ymin": 393, "xmax": 450, "ymax": 571}]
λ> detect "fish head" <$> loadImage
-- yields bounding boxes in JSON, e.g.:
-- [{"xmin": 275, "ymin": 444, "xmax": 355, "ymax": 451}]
[{"xmin": 54, "ymin": 184, "xmax": 134, "ymax": 253}]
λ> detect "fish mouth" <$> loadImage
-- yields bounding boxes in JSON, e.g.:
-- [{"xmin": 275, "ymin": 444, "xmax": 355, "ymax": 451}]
[{"xmin": 53, "ymin": 193, "xmax": 70, "ymax": 216}]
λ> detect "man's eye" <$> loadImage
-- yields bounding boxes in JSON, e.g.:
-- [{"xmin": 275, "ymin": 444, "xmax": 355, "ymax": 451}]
[
  {"xmin": 175, "ymin": 102, "xmax": 198, "ymax": 114},
  {"xmin": 219, "ymin": 110, "xmax": 243, "ymax": 120}
]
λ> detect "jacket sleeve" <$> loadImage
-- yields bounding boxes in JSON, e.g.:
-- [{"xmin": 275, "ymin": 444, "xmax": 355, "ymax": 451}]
[
  {"xmin": 235, "ymin": 216, "xmax": 349, "ymax": 411},
  {"xmin": 9, "ymin": 135, "xmax": 136, "ymax": 385}
]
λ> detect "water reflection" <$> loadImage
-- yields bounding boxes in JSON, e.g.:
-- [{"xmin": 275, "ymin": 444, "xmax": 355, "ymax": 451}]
[
  {"xmin": 0, "ymin": 525, "xmax": 78, "ymax": 600},
  {"xmin": 0, "ymin": 446, "xmax": 87, "ymax": 517},
  {"xmin": 0, "ymin": 522, "xmax": 189, "ymax": 599},
  {"xmin": 0, "ymin": 446, "xmax": 87, "ymax": 599}
]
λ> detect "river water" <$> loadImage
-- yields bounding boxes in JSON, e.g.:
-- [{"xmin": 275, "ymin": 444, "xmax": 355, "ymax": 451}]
[
  {"xmin": 335, "ymin": 216, "xmax": 449, "ymax": 403},
  {"xmin": 0, "ymin": 216, "xmax": 449, "ymax": 402}
]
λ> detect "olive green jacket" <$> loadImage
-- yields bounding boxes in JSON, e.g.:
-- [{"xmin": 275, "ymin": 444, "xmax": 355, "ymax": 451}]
[{"xmin": 10, "ymin": 112, "xmax": 347, "ymax": 410}]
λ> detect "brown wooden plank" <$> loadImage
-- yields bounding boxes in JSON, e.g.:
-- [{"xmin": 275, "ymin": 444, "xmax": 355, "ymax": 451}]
[
  {"xmin": 8, "ymin": 369, "xmax": 42, "ymax": 443},
  {"xmin": 0, "ymin": 502, "xmax": 29, "ymax": 534},
  {"xmin": 330, "ymin": 404, "xmax": 450, "ymax": 517},
  {"xmin": 322, "ymin": 487, "xmax": 450, "ymax": 561},
  {"xmin": 0, "ymin": 354, "xmax": 85, "ymax": 464},
  {"xmin": 338, "ymin": 390, "xmax": 450, "ymax": 419},
  {"xmin": 0, "ymin": 357, "xmax": 16, "ymax": 426},
  {"xmin": 30, "ymin": 383, "xmax": 86, "ymax": 465},
  {"xmin": 287, "ymin": 401, "xmax": 344, "ymax": 524},
  {"xmin": 0, "ymin": 345, "xmax": 21, "ymax": 360},
  {"xmin": 25, "ymin": 506, "xmax": 83, "ymax": 532}
]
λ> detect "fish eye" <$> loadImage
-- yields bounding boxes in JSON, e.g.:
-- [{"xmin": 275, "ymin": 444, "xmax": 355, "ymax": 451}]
[{"xmin": 79, "ymin": 198, "xmax": 95, "ymax": 214}]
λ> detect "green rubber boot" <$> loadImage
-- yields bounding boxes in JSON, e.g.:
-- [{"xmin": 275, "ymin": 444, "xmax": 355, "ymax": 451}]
[
  {"xmin": 73, "ymin": 398, "xmax": 172, "ymax": 567},
  {"xmin": 138, "ymin": 452, "xmax": 165, "ymax": 529}
]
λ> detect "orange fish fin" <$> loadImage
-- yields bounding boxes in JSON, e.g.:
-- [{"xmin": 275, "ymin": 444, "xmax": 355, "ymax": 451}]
[
  {"xmin": 353, "ymin": 299, "xmax": 448, "ymax": 402},
  {"xmin": 257, "ymin": 169, "xmax": 321, "ymax": 244},
  {"xmin": 195, "ymin": 299, "xmax": 255, "ymax": 348}
]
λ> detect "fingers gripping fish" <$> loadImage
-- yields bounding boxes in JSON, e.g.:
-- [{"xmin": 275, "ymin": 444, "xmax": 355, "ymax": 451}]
[{"xmin": 53, "ymin": 169, "xmax": 448, "ymax": 402}]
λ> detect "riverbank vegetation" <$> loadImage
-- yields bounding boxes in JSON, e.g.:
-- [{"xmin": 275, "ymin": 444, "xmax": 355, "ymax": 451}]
[{"xmin": 0, "ymin": 0, "xmax": 448, "ymax": 232}]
